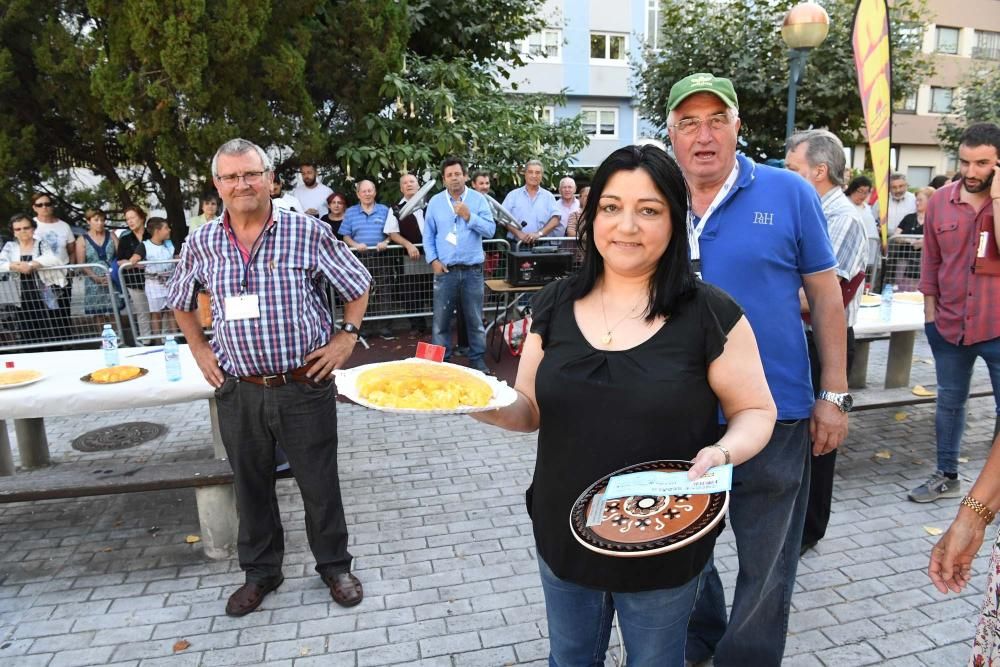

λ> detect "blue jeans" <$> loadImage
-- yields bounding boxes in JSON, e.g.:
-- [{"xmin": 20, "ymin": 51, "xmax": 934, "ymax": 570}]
[
  {"xmin": 432, "ymin": 265, "xmax": 486, "ymax": 365},
  {"xmin": 925, "ymin": 323, "xmax": 1000, "ymax": 475},
  {"xmin": 687, "ymin": 419, "xmax": 811, "ymax": 666},
  {"xmin": 538, "ymin": 557, "xmax": 702, "ymax": 667}
]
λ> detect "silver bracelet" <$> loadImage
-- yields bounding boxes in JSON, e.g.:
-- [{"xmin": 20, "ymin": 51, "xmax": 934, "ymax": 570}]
[{"xmin": 712, "ymin": 443, "xmax": 731, "ymax": 465}]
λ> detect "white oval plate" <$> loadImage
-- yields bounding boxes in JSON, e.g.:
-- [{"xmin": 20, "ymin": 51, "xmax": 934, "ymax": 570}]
[
  {"xmin": 334, "ymin": 359, "xmax": 517, "ymax": 414},
  {"xmin": 0, "ymin": 370, "xmax": 46, "ymax": 390}
]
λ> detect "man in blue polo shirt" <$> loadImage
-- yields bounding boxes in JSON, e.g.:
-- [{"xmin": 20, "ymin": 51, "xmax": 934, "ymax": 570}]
[
  {"xmin": 669, "ymin": 74, "xmax": 850, "ymax": 667},
  {"xmin": 501, "ymin": 160, "xmax": 561, "ymax": 244},
  {"xmin": 424, "ymin": 156, "xmax": 495, "ymax": 373},
  {"xmin": 340, "ymin": 180, "xmax": 390, "ymax": 251}
]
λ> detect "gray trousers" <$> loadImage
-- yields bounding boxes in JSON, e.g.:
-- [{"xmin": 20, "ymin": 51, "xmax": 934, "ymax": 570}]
[{"xmin": 214, "ymin": 376, "xmax": 352, "ymax": 584}]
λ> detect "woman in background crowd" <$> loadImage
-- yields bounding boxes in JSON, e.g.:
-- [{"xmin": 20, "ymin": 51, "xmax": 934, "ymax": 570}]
[
  {"xmin": 116, "ymin": 205, "xmax": 151, "ymax": 345},
  {"xmin": 75, "ymin": 208, "xmax": 119, "ymax": 328},
  {"xmin": 0, "ymin": 215, "xmax": 66, "ymax": 343}
]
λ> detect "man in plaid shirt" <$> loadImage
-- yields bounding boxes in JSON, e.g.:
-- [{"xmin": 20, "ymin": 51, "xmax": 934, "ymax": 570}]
[
  {"xmin": 785, "ymin": 129, "xmax": 868, "ymax": 554},
  {"xmin": 909, "ymin": 123, "xmax": 1000, "ymax": 503},
  {"xmin": 169, "ymin": 138, "xmax": 371, "ymax": 616}
]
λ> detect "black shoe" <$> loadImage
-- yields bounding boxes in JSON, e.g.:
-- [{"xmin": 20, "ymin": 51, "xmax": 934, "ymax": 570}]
[
  {"xmin": 800, "ymin": 541, "xmax": 817, "ymax": 557},
  {"xmin": 225, "ymin": 576, "xmax": 284, "ymax": 616}
]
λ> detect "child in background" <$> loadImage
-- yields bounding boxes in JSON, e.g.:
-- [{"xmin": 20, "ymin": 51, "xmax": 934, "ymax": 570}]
[{"xmin": 128, "ymin": 217, "xmax": 176, "ymax": 343}]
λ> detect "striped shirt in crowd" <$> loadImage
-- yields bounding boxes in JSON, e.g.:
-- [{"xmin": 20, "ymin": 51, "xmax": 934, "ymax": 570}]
[
  {"xmin": 167, "ymin": 207, "xmax": 371, "ymax": 377},
  {"xmin": 820, "ymin": 186, "xmax": 868, "ymax": 328}
]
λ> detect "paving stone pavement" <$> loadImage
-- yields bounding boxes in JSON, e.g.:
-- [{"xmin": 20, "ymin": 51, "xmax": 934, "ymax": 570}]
[{"xmin": 0, "ymin": 333, "xmax": 997, "ymax": 666}]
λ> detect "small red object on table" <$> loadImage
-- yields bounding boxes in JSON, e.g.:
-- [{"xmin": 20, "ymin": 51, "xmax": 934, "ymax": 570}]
[{"xmin": 415, "ymin": 342, "xmax": 445, "ymax": 362}]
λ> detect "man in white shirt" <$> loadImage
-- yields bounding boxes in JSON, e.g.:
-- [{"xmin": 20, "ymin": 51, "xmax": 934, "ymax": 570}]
[
  {"xmin": 886, "ymin": 172, "xmax": 917, "ymax": 235},
  {"xmin": 31, "ymin": 193, "xmax": 74, "ymax": 263},
  {"xmin": 556, "ymin": 177, "xmax": 579, "ymax": 236},
  {"xmin": 270, "ymin": 176, "xmax": 305, "ymax": 213},
  {"xmin": 292, "ymin": 164, "xmax": 334, "ymax": 218}
]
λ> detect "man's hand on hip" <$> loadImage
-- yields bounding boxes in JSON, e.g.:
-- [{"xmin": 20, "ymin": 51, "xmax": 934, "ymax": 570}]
[
  {"xmin": 810, "ymin": 399, "xmax": 848, "ymax": 455},
  {"xmin": 191, "ymin": 343, "xmax": 224, "ymax": 388},
  {"xmin": 305, "ymin": 332, "xmax": 357, "ymax": 379}
]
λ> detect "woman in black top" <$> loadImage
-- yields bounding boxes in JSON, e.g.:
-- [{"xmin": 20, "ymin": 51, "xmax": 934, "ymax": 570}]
[
  {"xmin": 116, "ymin": 205, "xmax": 151, "ymax": 344},
  {"xmin": 474, "ymin": 146, "xmax": 775, "ymax": 665},
  {"xmin": 321, "ymin": 192, "xmax": 347, "ymax": 240}
]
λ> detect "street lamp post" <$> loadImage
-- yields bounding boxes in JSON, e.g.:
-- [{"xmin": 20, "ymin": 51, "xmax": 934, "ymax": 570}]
[{"xmin": 781, "ymin": 2, "xmax": 831, "ymax": 139}]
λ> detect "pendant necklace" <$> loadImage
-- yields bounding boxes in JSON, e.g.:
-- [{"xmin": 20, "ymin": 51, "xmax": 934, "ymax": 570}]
[{"xmin": 600, "ymin": 285, "xmax": 645, "ymax": 345}]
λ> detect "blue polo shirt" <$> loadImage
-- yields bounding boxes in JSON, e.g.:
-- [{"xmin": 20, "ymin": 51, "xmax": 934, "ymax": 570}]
[
  {"xmin": 423, "ymin": 187, "xmax": 495, "ymax": 266},
  {"xmin": 697, "ymin": 153, "xmax": 836, "ymax": 420},
  {"xmin": 501, "ymin": 186, "xmax": 561, "ymax": 237},
  {"xmin": 340, "ymin": 203, "xmax": 390, "ymax": 246}
]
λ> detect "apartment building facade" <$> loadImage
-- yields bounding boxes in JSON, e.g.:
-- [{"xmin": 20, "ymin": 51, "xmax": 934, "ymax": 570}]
[
  {"xmin": 508, "ymin": 0, "xmax": 661, "ymax": 167},
  {"xmin": 853, "ymin": 0, "xmax": 1000, "ymax": 186}
]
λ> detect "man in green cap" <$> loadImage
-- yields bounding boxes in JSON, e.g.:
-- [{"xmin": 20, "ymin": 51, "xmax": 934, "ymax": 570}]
[{"xmin": 666, "ymin": 73, "xmax": 849, "ymax": 666}]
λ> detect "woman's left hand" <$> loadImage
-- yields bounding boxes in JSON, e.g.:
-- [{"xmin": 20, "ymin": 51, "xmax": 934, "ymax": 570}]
[
  {"xmin": 688, "ymin": 445, "xmax": 728, "ymax": 481},
  {"xmin": 928, "ymin": 516, "xmax": 986, "ymax": 594}
]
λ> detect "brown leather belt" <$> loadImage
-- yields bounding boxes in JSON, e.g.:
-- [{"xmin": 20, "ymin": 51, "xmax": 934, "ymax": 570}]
[{"xmin": 239, "ymin": 363, "xmax": 328, "ymax": 388}]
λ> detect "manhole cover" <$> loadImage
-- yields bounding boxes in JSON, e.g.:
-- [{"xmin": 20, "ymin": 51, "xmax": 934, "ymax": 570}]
[{"xmin": 72, "ymin": 422, "xmax": 168, "ymax": 452}]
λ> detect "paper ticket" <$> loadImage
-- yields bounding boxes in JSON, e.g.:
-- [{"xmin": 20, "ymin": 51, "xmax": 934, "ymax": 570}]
[{"xmin": 603, "ymin": 464, "xmax": 733, "ymax": 500}]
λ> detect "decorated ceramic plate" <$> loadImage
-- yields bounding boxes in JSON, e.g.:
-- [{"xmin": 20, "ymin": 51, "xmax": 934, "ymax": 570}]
[
  {"xmin": 0, "ymin": 369, "xmax": 45, "ymax": 390},
  {"xmin": 335, "ymin": 358, "xmax": 517, "ymax": 414},
  {"xmin": 569, "ymin": 459, "xmax": 729, "ymax": 558},
  {"xmin": 81, "ymin": 366, "xmax": 149, "ymax": 384}
]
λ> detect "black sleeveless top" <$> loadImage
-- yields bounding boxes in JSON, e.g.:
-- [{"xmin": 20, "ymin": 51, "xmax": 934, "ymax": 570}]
[{"xmin": 528, "ymin": 278, "xmax": 743, "ymax": 591}]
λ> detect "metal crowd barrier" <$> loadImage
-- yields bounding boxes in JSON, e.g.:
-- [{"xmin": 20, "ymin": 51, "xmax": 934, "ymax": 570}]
[
  {"xmin": 0, "ymin": 262, "xmax": 124, "ymax": 352},
  {"xmin": 879, "ymin": 234, "xmax": 923, "ymax": 292},
  {"xmin": 118, "ymin": 237, "xmax": 586, "ymax": 343},
  {"xmin": 120, "ymin": 259, "xmax": 184, "ymax": 346}
]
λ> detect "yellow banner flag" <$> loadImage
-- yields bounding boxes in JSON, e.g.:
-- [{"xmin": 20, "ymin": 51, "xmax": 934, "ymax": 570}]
[{"xmin": 852, "ymin": 0, "xmax": 892, "ymax": 256}]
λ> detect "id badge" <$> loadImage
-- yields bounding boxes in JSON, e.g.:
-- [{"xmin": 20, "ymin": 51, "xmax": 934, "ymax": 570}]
[
  {"xmin": 224, "ymin": 294, "xmax": 260, "ymax": 321},
  {"xmin": 445, "ymin": 231, "xmax": 458, "ymax": 246}
]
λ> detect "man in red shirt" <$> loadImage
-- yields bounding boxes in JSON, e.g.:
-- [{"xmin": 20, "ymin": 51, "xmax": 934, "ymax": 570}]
[{"xmin": 910, "ymin": 122, "xmax": 1000, "ymax": 503}]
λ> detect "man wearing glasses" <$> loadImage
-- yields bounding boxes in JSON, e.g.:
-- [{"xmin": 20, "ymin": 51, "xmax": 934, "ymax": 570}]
[
  {"xmin": 666, "ymin": 74, "xmax": 849, "ymax": 667},
  {"xmin": 30, "ymin": 193, "xmax": 74, "ymax": 264},
  {"xmin": 168, "ymin": 138, "xmax": 372, "ymax": 617}
]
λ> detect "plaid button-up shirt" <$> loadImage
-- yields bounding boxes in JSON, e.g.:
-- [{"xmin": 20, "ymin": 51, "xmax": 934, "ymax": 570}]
[
  {"xmin": 919, "ymin": 181, "xmax": 1000, "ymax": 345},
  {"xmin": 167, "ymin": 207, "xmax": 371, "ymax": 376}
]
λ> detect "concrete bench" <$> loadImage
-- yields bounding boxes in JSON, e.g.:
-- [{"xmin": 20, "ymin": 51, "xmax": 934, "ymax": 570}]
[
  {"xmin": 852, "ymin": 385, "xmax": 994, "ymax": 412},
  {"xmin": 0, "ymin": 459, "xmax": 293, "ymax": 559}
]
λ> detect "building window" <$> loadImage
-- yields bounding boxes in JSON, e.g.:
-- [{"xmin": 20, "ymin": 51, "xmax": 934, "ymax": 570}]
[
  {"xmin": 590, "ymin": 32, "xmax": 628, "ymax": 62},
  {"xmin": 895, "ymin": 90, "xmax": 917, "ymax": 113},
  {"xmin": 539, "ymin": 106, "xmax": 555, "ymax": 124},
  {"xmin": 973, "ymin": 30, "xmax": 1000, "ymax": 60},
  {"xmin": 646, "ymin": 0, "xmax": 662, "ymax": 50},
  {"xmin": 522, "ymin": 29, "xmax": 561, "ymax": 60},
  {"xmin": 945, "ymin": 153, "xmax": 958, "ymax": 173},
  {"xmin": 582, "ymin": 108, "xmax": 618, "ymax": 138},
  {"xmin": 906, "ymin": 166, "xmax": 933, "ymax": 188},
  {"xmin": 935, "ymin": 26, "xmax": 960, "ymax": 54},
  {"xmin": 929, "ymin": 87, "xmax": 954, "ymax": 113}
]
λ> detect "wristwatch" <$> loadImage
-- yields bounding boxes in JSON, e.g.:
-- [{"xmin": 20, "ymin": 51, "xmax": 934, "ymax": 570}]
[
  {"xmin": 818, "ymin": 390, "xmax": 853, "ymax": 413},
  {"xmin": 340, "ymin": 322, "xmax": 361, "ymax": 337}
]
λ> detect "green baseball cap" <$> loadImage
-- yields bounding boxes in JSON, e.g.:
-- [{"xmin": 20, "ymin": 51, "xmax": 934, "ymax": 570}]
[{"xmin": 668, "ymin": 73, "xmax": 739, "ymax": 111}]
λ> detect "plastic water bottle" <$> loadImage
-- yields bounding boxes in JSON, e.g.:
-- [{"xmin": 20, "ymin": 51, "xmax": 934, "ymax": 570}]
[
  {"xmin": 101, "ymin": 324, "xmax": 119, "ymax": 367},
  {"xmin": 164, "ymin": 335, "xmax": 182, "ymax": 381},
  {"xmin": 880, "ymin": 283, "xmax": 894, "ymax": 322}
]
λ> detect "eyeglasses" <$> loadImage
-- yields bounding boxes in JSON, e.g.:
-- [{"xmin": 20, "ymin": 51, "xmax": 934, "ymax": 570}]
[
  {"xmin": 33, "ymin": 201, "xmax": 53, "ymax": 208},
  {"xmin": 216, "ymin": 171, "xmax": 266, "ymax": 186},
  {"xmin": 669, "ymin": 113, "xmax": 732, "ymax": 136}
]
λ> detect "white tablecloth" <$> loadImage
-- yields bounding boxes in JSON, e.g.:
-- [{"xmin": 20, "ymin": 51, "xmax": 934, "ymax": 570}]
[
  {"xmin": 0, "ymin": 345, "xmax": 213, "ymax": 420},
  {"xmin": 854, "ymin": 301, "xmax": 924, "ymax": 336}
]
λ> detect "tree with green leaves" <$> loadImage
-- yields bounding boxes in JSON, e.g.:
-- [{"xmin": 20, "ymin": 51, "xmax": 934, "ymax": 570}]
[
  {"xmin": 639, "ymin": 0, "xmax": 933, "ymax": 161},
  {"xmin": 0, "ymin": 0, "xmax": 583, "ymax": 241},
  {"xmin": 938, "ymin": 64, "xmax": 1000, "ymax": 154},
  {"xmin": 0, "ymin": 0, "xmax": 405, "ymax": 240}
]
